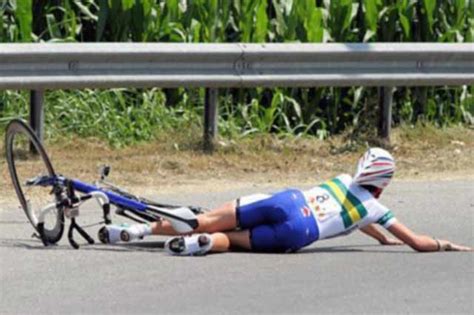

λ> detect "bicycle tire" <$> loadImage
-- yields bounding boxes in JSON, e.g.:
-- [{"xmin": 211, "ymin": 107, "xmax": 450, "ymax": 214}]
[{"xmin": 5, "ymin": 119, "xmax": 64, "ymax": 244}]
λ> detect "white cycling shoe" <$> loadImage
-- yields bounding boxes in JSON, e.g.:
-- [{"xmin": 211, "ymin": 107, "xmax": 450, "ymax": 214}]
[
  {"xmin": 98, "ymin": 223, "xmax": 151, "ymax": 244},
  {"xmin": 164, "ymin": 233, "xmax": 213, "ymax": 256}
]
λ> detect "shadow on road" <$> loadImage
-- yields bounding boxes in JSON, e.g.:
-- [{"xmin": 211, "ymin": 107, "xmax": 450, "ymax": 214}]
[
  {"xmin": 0, "ymin": 237, "xmax": 166, "ymax": 252},
  {"xmin": 0, "ymin": 237, "xmax": 414, "ymax": 255},
  {"xmin": 300, "ymin": 244, "xmax": 414, "ymax": 254}
]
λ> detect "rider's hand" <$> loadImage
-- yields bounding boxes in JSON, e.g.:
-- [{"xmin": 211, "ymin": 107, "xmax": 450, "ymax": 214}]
[{"xmin": 379, "ymin": 237, "xmax": 404, "ymax": 246}]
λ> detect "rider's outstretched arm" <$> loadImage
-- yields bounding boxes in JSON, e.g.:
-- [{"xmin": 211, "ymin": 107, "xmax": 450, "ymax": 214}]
[
  {"xmin": 360, "ymin": 224, "xmax": 403, "ymax": 245},
  {"xmin": 387, "ymin": 221, "xmax": 472, "ymax": 252}
]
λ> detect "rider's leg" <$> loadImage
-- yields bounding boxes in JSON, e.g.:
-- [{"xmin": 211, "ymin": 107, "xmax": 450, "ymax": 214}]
[
  {"xmin": 225, "ymin": 230, "xmax": 251, "ymax": 250},
  {"xmin": 151, "ymin": 201, "xmax": 238, "ymax": 235},
  {"xmin": 152, "ymin": 192, "xmax": 272, "ymax": 236},
  {"xmin": 209, "ymin": 230, "xmax": 251, "ymax": 252}
]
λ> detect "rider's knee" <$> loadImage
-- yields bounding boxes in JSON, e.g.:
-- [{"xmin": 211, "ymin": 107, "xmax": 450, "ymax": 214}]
[
  {"xmin": 196, "ymin": 216, "xmax": 211, "ymax": 233},
  {"xmin": 194, "ymin": 201, "xmax": 237, "ymax": 233},
  {"xmin": 195, "ymin": 216, "xmax": 226, "ymax": 233}
]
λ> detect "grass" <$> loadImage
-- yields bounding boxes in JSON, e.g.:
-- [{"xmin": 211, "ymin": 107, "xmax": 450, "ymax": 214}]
[
  {"xmin": 0, "ymin": 89, "xmax": 206, "ymax": 147},
  {"xmin": 2, "ymin": 87, "xmax": 473, "ymax": 149}
]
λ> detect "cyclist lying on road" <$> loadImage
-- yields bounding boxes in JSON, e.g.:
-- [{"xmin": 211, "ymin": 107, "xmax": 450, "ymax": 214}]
[{"xmin": 105, "ymin": 148, "xmax": 472, "ymax": 255}]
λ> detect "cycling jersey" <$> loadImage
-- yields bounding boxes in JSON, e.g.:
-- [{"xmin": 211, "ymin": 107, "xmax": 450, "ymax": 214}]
[{"xmin": 303, "ymin": 174, "xmax": 397, "ymax": 240}]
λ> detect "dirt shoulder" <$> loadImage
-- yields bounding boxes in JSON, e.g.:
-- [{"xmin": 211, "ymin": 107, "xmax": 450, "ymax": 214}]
[{"xmin": 1, "ymin": 125, "xmax": 473, "ymax": 200}]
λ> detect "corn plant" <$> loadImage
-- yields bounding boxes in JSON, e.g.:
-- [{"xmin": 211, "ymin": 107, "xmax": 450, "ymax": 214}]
[{"xmin": 0, "ymin": 0, "xmax": 31, "ymax": 42}]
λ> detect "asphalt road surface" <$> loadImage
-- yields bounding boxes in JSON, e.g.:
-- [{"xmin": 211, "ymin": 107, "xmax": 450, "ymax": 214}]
[{"xmin": 0, "ymin": 180, "xmax": 473, "ymax": 315}]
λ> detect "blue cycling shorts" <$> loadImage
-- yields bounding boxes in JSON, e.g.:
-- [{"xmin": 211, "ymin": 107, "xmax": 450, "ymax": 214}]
[{"xmin": 236, "ymin": 189, "xmax": 319, "ymax": 253}]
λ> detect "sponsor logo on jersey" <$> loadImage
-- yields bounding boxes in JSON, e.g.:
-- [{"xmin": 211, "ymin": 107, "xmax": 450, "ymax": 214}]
[{"xmin": 301, "ymin": 206, "xmax": 311, "ymax": 217}]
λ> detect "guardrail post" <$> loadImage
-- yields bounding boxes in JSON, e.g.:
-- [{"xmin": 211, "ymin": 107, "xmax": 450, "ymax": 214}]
[
  {"xmin": 204, "ymin": 88, "xmax": 218, "ymax": 152},
  {"xmin": 29, "ymin": 90, "xmax": 44, "ymax": 148},
  {"xmin": 378, "ymin": 86, "xmax": 394, "ymax": 144}
]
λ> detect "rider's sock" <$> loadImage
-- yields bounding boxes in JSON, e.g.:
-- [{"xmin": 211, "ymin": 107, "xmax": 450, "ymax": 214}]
[
  {"xmin": 102, "ymin": 223, "xmax": 152, "ymax": 243},
  {"xmin": 125, "ymin": 223, "xmax": 152, "ymax": 240},
  {"xmin": 138, "ymin": 223, "xmax": 152, "ymax": 236}
]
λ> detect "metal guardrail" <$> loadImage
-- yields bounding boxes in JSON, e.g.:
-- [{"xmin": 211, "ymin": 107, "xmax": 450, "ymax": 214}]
[
  {"xmin": 1, "ymin": 43, "xmax": 473, "ymax": 89},
  {"xmin": 1, "ymin": 43, "xmax": 473, "ymax": 147}
]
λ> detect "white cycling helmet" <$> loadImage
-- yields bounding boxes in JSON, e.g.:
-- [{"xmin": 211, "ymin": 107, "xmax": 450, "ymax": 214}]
[{"xmin": 353, "ymin": 148, "xmax": 395, "ymax": 189}]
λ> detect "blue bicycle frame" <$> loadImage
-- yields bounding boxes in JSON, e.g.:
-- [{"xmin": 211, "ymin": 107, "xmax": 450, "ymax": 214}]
[{"xmin": 32, "ymin": 175, "xmax": 199, "ymax": 248}]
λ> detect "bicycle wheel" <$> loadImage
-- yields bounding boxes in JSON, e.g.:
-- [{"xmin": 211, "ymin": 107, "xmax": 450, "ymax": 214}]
[{"xmin": 5, "ymin": 119, "xmax": 64, "ymax": 244}]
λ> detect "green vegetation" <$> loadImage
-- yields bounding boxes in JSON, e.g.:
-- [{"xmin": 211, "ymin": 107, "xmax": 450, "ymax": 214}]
[
  {"xmin": 0, "ymin": 0, "xmax": 473, "ymax": 146},
  {"xmin": 0, "ymin": 89, "xmax": 205, "ymax": 146}
]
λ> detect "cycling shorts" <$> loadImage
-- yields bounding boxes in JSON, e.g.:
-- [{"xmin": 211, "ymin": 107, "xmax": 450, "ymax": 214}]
[{"xmin": 236, "ymin": 189, "xmax": 319, "ymax": 253}]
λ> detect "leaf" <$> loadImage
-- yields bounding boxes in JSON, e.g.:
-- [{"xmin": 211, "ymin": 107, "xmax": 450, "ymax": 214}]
[
  {"xmin": 96, "ymin": 0, "xmax": 109, "ymax": 41},
  {"xmin": 271, "ymin": 0, "xmax": 287, "ymax": 38},
  {"xmin": 15, "ymin": 0, "xmax": 32, "ymax": 42},
  {"xmin": 422, "ymin": 0, "xmax": 436, "ymax": 33},
  {"xmin": 130, "ymin": 0, "xmax": 148, "ymax": 41},
  {"xmin": 0, "ymin": 9, "xmax": 5, "ymax": 42},
  {"xmin": 74, "ymin": 0, "xmax": 98, "ymax": 21},
  {"xmin": 217, "ymin": 0, "xmax": 230, "ymax": 41},
  {"xmin": 65, "ymin": 0, "xmax": 78, "ymax": 40},
  {"xmin": 341, "ymin": 0, "xmax": 355, "ymax": 32},
  {"xmin": 305, "ymin": 7, "xmax": 324, "ymax": 42},
  {"xmin": 453, "ymin": 0, "xmax": 466, "ymax": 28},
  {"xmin": 363, "ymin": 29, "xmax": 375, "ymax": 42},
  {"xmin": 285, "ymin": 95, "xmax": 302, "ymax": 119},
  {"xmin": 261, "ymin": 91, "xmax": 283, "ymax": 132},
  {"xmin": 400, "ymin": 13, "xmax": 411, "ymax": 37},
  {"xmin": 363, "ymin": 0, "xmax": 378, "ymax": 32},
  {"xmin": 46, "ymin": 13, "xmax": 62, "ymax": 40},
  {"xmin": 327, "ymin": 0, "xmax": 355, "ymax": 41},
  {"xmin": 351, "ymin": 3, "xmax": 359, "ymax": 22},
  {"xmin": 206, "ymin": 0, "xmax": 218, "ymax": 41},
  {"xmin": 397, "ymin": 0, "xmax": 413, "ymax": 40},
  {"xmin": 240, "ymin": 0, "xmax": 257, "ymax": 42},
  {"xmin": 178, "ymin": 0, "xmax": 188, "ymax": 13},
  {"xmin": 303, "ymin": 117, "xmax": 321, "ymax": 135},
  {"xmin": 166, "ymin": 0, "xmax": 180, "ymax": 20},
  {"xmin": 254, "ymin": 0, "xmax": 268, "ymax": 42},
  {"xmin": 285, "ymin": 0, "xmax": 298, "ymax": 40},
  {"xmin": 121, "ymin": 0, "xmax": 135, "ymax": 11},
  {"xmin": 190, "ymin": 19, "xmax": 201, "ymax": 42}
]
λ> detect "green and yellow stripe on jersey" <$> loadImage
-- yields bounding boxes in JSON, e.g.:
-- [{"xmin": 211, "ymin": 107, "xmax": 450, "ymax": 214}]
[{"xmin": 320, "ymin": 178, "xmax": 368, "ymax": 228}]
